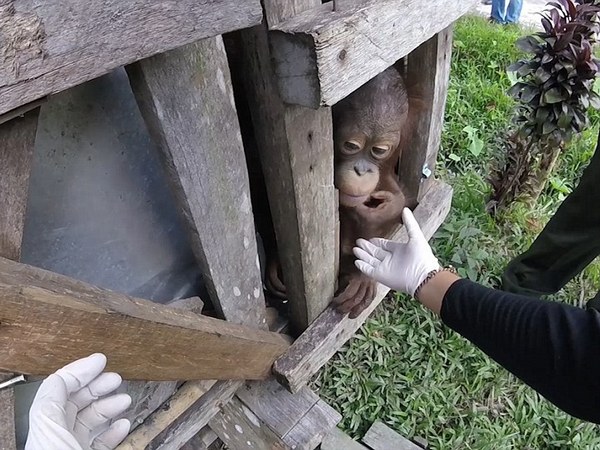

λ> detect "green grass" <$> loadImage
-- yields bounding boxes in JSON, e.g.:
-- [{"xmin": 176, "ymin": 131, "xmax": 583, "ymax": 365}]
[{"xmin": 315, "ymin": 16, "xmax": 600, "ymax": 449}]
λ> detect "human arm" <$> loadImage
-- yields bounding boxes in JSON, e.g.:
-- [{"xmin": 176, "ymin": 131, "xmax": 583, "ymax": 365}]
[
  {"xmin": 25, "ymin": 353, "xmax": 131, "ymax": 450},
  {"xmin": 441, "ymin": 278, "xmax": 600, "ymax": 424},
  {"xmin": 353, "ymin": 208, "xmax": 600, "ymax": 423}
]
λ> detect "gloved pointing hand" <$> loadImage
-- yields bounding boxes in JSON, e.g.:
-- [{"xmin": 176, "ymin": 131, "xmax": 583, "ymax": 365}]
[
  {"xmin": 353, "ymin": 207, "xmax": 440, "ymax": 296},
  {"xmin": 26, "ymin": 353, "xmax": 131, "ymax": 450}
]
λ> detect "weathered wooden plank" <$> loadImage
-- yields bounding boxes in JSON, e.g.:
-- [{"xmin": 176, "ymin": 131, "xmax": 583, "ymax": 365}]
[
  {"xmin": 180, "ymin": 427, "xmax": 219, "ymax": 450},
  {"xmin": 400, "ymin": 27, "xmax": 453, "ymax": 204},
  {"xmin": 0, "ymin": 110, "xmax": 39, "ymax": 262},
  {"xmin": 0, "ymin": 257, "xmax": 290, "ymax": 380},
  {"xmin": 127, "ymin": 36, "xmax": 267, "ymax": 329},
  {"xmin": 321, "ymin": 427, "xmax": 369, "ymax": 450},
  {"xmin": 240, "ymin": 1, "xmax": 337, "ymax": 333},
  {"xmin": 0, "ymin": 108, "xmax": 40, "ymax": 450},
  {"xmin": 209, "ymin": 396, "xmax": 285, "ymax": 450},
  {"xmin": 147, "ymin": 380, "xmax": 243, "ymax": 450},
  {"xmin": 269, "ymin": 0, "xmax": 475, "ymax": 108},
  {"xmin": 0, "ymin": 0, "xmax": 263, "ymax": 116},
  {"xmin": 283, "ymin": 399, "xmax": 341, "ymax": 449},
  {"xmin": 0, "ymin": 98, "xmax": 45, "ymax": 126},
  {"xmin": 262, "ymin": 0, "xmax": 315, "ymax": 27},
  {"xmin": 273, "ymin": 180, "xmax": 453, "ymax": 393},
  {"xmin": 122, "ymin": 308, "xmax": 289, "ymax": 449},
  {"xmin": 127, "ymin": 36, "xmax": 267, "ymax": 328},
  {"xmin": 123, "ymin": 297, "xmax": 203, "ymax": 432},
  {"xmin": 413, "ymin": 436, "xmax": 429, "ymax": 449},
  {"xmin": 236, "ymin": 379, "xmax": 319, "ymax": 437},
  {"xmin": 124, "ymin": 380, "xmax": 178, "ymax": 432},
  {"xmin": 117, "ymin": 380, "xmax": 217, "ymax": 450},
  {"xmin": 0, "ymin": 373, "xmax": 16, "ymax": 450},
  {"xmin": 211, "ymin": 387, "xmax": 340, "ymax": 450},
  {"xmin": 362, "ymin": 421, "xmax": 422, "ymax": 450}
]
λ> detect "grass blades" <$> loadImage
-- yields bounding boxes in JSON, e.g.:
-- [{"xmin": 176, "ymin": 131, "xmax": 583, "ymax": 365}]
[{"xmin": 315, "ymin": 15, "xmax": 600, "ymax": 449}]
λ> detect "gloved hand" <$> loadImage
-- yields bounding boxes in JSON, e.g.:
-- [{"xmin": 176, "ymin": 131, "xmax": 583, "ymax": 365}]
[
  {"xmin": 25, "ymin": 353, "xmax": 131, "ymax": 450},
  {"xmin": 353, "ymin": 207, "xmax": 440, "ymax": 296}
]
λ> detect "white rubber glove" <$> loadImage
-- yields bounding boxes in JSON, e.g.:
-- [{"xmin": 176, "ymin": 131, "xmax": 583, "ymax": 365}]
[
  {"xmin": 353, "ymin": 208, "xmax": 440, "ymax": 296},
  {"xmin": 25, "ymin": 353, "xmax": 131, "ymax": 450}
]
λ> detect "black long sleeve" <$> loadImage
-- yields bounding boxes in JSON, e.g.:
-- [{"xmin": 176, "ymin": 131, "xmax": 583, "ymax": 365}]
[{"xmin": 440, "ymin": 278, "xmax": 600, "ymax": 423}]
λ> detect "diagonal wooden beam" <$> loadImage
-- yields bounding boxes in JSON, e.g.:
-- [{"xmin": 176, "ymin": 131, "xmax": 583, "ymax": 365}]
[
  {"xmin": 0, "ymin": 257, "xmax": 290, "ymax": 381},
  {"xmin": 118, "ymin": 380, "xmax": 242, "ymax": 450},
  {"xmin": 209, "ymin": 380, "xmax": 341, "ymax": 450},
  {"xmin": 121, "ymin": 308, "xmax": 289, "ymax": 449},
  {"xmin": 0, "ymin": 108, "xmax": 40, "ymax": 450},
  {"xmin": 273, "ymin": 181, "xmax": 453, "ymax": 393},
  {"xmin": 127, "ymin": 36, "xmax": 267, "ymax": 329}
]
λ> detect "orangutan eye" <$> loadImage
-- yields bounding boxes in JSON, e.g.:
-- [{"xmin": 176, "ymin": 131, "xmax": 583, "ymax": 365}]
[
  {"xmin": 371, "ymin": 145, "xmax": 390, "ymax": 158},
  {"xmin": 343, "ymin": 140, "xmax": 362, "ymax": 153}
]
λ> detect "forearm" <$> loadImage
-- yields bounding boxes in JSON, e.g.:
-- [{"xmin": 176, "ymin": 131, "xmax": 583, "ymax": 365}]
[
  {"xmin": 439, "ymin": 279, "xmax": 600, "ymax": 423},
  {"xmin": 415, "ymin": 270, "xmax": 461, "ymax": 314}
]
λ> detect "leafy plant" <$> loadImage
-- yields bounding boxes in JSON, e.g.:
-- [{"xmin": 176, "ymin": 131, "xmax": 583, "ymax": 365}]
[
  {"xmin": 463, "ymin": 125, "xmax": 485, "ymax": 157},
  {"xmin": 318, "ymin": 16, "xmax": 600, "ymax": 449},
  {"xmin": 489, "ymin": 0, "xmax": 600, "ymax": 212}
]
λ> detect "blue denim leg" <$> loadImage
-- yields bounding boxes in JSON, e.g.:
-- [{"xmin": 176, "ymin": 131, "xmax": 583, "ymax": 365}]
[
  {"xmin": 506, "ymin": 0, "xmax": 523, "ymax": 23},
  {"xmin": 491, "ymin": 0, "xmax": 506, "ymax": 23}
]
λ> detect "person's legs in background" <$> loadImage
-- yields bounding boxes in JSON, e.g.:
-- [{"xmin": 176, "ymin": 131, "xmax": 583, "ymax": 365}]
[
  {"xmin": 505, "ymin": 0, "xmax": 523, "ymax": 23},
  {"xmin": 491, "ymin": 0, "xmax": 506, "ymax": 23}
]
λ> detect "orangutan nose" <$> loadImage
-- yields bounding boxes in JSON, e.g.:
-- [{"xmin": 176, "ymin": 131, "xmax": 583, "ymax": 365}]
[{"xmin": 354, "ymin": 161, "xmax": 372, "ymax": 176}]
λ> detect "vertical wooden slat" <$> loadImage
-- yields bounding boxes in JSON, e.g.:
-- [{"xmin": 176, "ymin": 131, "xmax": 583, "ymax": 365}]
[
  {"xmin": 0, "ymin": 108, "xmax": 40, "ymax": 450},
  {"xmin": 240, "ymin": 0, "xmax": 337, "ymax": 333},
  {"xmin": 272, "ymin": 181, "xmax": 453, "ymax": 393},
  {"xmin": 127, "ymin": 36, "xmax": 267, "ymax": 329},
  {"xmin": 399, "ymin": 26, "xmax": 453, "ymax": 204}
]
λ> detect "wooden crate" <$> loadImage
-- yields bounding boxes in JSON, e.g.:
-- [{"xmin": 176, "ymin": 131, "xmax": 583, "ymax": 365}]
[{"xmin": 0, "ymin": 0, "xmax": 474, "ymax": 447}]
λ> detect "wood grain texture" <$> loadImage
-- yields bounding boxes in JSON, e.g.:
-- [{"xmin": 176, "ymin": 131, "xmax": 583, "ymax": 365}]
[
  {"xmin": 283, "ymin": 399, "xmax": 341, "ymax": 450},
  {"xmin": 124, "ymin": 380, "xmax": 178, "ymax": 432},
  {"xmin": 122, "ymin": 308, "xmax": 289, "ymax": 449},
  {"xmin": 117, "ymin": 380, "xmax": 217, "ymax": 450},
  {"xmin": 0, "ymin": 373, "xmax": 16, "ymax": 450},
  {"xmin": 0, "ymin": 0, "xmax": 262, "ymax": 116},
  {"xmin": 273, "ymin": 180, "xmax": 453, "ymax": 393},
  {"xmin": 127, "ymin": 36, "xmax": 267, "ymax": 329},
  {"xmin": 400, "ymin": 27, "xmax": 453, "ymax": 204},
  {"xmin": 211, "ymin": 383, "xmax": 340, "ymax": 450},
  {"xmin": 0, "ymin": 109, "xmax": 39, "ymax": 261},
  {"xmin": 123, "ymin": 297, "xmax": 203, "ymax": 433},
  {"xmin": 236, "ymin": 379, "xmax": 318, "ymax": 437},
  {"xmin": 362, "ymin": 421, "xmax": 422, "ymax": 450},
  {"xmin": 209, "ymin": 396, "xmax": 286, "ymax": 450},
  {"xmin": 0, "ymin": 257, "xmax": 289, "ymax": 380},
  {"xmin": 321, "ymin": 427, "xmax": 369, "ymax": 450},
  {"xmin": 0, "ymin": 108, "xmax": 39, "ymax": 450},
  {"xmin": 180, "ymin": 427, "xmax": 219, "ymax": 450},
  {"xmin": 262, "ymin": 0, "xmax": 316, "ymax": 26},
  {"xmin": 0, "ymin": 98, "xmax": 45, "ymax": 126},
  {"xmin": 241, "ymin": 9, "xmax": 337, "ymax": 333},
  {"xmin": 269, "ymin": 0, "xmax": 476, "ymax": 108},
  {"xmin": 146, "ymin": 380, "xmax": 243, "ymax": 450}
]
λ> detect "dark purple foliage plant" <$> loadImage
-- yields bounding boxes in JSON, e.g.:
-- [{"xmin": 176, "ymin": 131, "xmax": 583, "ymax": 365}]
[{"xmin": 489, "ymin": 0, "xmax": 600, "ymax": 213}]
